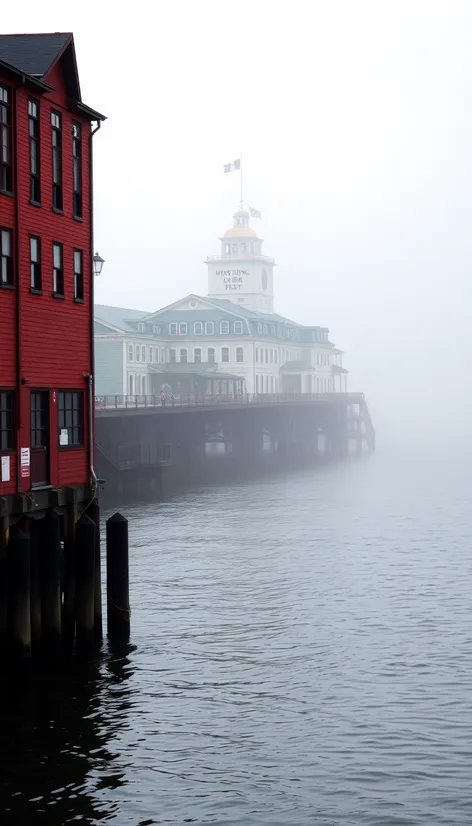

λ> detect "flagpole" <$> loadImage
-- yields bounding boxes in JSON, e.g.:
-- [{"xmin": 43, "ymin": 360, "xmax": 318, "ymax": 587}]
[{"xmin": 240, "ymin": 152, "xmax": 243, "ymax": 209}]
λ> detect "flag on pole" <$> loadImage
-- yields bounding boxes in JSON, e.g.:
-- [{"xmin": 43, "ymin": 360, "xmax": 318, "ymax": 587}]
[
  {"xmin": 249, "ymin": 206, "xmax": 262, "ymax": 219},
  {"xmin": 223, "ymin": 159, "xmax": 241, "ymax": 173}
]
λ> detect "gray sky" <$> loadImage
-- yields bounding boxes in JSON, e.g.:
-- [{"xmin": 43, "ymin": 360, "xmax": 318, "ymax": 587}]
[{"xmin": 5, "ymin": 1, "xmax": 472, "ymax": 441}]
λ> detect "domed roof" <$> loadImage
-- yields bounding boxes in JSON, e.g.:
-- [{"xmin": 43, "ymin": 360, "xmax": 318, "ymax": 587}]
[
  {"xmin": 223, "ymin": 226, "xmax": 259, "ymax": 238},
  {"xmin": 233, "ymin": 208, "xmax": 250, "ymax": 218}
]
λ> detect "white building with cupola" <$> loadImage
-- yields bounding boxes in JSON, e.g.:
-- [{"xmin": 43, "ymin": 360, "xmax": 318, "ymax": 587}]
[{"xmin": 94, "ymin": 206, "xmax": 348, "ymax": 398}]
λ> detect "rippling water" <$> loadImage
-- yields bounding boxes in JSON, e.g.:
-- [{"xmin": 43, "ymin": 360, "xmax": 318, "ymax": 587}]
[{"xmin": 2, "ymin": 447, "xmax": 472, "ymax": 824}]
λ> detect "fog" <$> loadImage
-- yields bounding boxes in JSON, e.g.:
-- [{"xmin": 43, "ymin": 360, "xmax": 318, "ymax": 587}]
[{"xmin": 6, "ymin": 0, "xmax": 472, "ymax": 444}]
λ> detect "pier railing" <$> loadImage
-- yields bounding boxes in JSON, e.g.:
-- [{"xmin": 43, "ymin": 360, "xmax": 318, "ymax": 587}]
[{"xmin": 95, "ymin": 392, "xmax": 365, "ymax": 412}]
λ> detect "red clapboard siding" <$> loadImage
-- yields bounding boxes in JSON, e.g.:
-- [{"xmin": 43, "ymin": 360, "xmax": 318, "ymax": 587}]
[{"xmin": 0, "ymin": 43, "xmax": 98, "ymax": 495}]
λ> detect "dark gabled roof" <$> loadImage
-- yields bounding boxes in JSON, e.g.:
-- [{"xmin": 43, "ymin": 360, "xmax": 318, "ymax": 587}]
[
  {"xmin": 0, "ymin": 33, "xmax": 106, "ymax": 122},
  {"xmin": 0, "ymin": 33, "xmax": 71, "ymax": 77}
]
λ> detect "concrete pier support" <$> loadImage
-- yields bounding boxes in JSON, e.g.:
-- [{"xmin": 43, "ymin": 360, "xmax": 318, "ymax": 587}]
[{"xmin": 231, "ymin": 413, "xmax": 263, "ymax": 465}]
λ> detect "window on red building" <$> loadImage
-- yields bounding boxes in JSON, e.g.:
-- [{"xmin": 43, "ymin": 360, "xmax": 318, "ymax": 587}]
[
  {"xmin": 1, "ymin": 229, "xmax": 13, "ymax": 286},
  {"xmin": 51, "ymin": 111, "xmax": 63, "ymax": 210},
  {"xmin": 72, "ymin": 123, "xmax": 82, "ymax": 218},
  {"xmin": 28, "ymin": 100, "xmax": 41, "ymax": 204},
  {"xmin": 74, "ymin": 249, "xmax": 83, "ymax": 300},
  {"xmin": 52, "ymin": 242, "xmax": 64, "ymax": 296},
  {"xmin": 0, "ymin": 391, "xmax": 14, "ymax": 450},
  {"xmin": 30, "ymin": 236, "xmax": 41, "ymax": 291},
  {"xmin": 58, "ymin": 391, "xmax": 84, "ymax": 447},
  {"xmin": 0, "ymin": 84, "xmax": 12, "ymax": 193}
]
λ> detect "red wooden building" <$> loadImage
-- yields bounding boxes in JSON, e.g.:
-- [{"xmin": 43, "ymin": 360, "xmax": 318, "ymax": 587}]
[{"xmin": 0, "ymin": 33, "xmax": 105, "ymax": 518}]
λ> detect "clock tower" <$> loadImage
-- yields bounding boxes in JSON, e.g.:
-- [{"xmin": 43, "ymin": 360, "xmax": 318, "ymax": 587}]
[{"xmin": 206, "ymin": 207, "xmax": 275, "ymax": 313}]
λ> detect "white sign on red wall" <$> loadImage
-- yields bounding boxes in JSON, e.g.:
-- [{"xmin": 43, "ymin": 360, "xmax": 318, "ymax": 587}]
[{"xmin": 20, "ymin": 447, "xmax": 30, "ymax": 478}]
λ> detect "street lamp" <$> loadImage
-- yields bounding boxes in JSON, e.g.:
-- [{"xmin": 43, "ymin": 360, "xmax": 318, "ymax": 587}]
[{"xmin": 93, "ymin": 251, "xmax": 105, "ymax": 277}]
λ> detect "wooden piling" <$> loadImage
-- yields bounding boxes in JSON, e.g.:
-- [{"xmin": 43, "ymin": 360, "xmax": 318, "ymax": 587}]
[
  {"xmin": 8, "ymin": 526, "xmax": 31, "ymax": 660},
  {"xmin": 39, "ymin": 510, "xmax": 62, "ymax": 658},
  {"xmin": 75, "ymin": 514, "xmax": 96, "ymax": 659},
  {"xmin": 86, "ymin": 500, "xmax": 103, "ymax": 645},
  {"xmin": 29, "ymin": 519, "xmax": 42, "ymax": 655},
  {"xmin": 106, "ymin": 513, "xmax": 130, "ymax": 643},
  {"xmin": 0, "ymin": 518, "xmax": 8, "ymax": 657}
]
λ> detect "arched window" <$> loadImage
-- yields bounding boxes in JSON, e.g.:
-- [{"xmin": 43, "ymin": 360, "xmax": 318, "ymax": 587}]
[
  {"xmin": 180, "ymin": 348, "xmax": 188, "ymax": 363},
  {"xmin": 234, "ymin": 321, "xmax": 243, "ymax": 334},
  {"xmin": 208, "ymin": 347, "xmax": 215, "ymax": 364},
  {"xmin": 220, "ymin": 320, "xmax": 230, "ymax": 335}
]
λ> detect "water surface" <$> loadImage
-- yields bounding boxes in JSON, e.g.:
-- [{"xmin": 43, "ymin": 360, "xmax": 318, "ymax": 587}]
[{"xmin": 2, "ymin": 448, "xmax": 472, "ymax": 824}]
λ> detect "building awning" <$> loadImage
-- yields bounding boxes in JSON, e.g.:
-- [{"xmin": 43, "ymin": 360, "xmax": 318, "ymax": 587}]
[{"xmin": 280, "ymin": 361, "xmax": 316, "ymax": 373}]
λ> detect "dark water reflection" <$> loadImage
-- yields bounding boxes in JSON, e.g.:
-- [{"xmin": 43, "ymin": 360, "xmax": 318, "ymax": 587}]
[{"xmin": 2, "ymin": 447, "xmax": 472, "ymax": 824}]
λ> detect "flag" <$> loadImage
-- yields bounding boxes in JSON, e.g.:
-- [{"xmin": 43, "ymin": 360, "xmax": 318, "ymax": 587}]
[
  {"xmin": 223, "ymin": 159, "xmax": 241, "ymax": 173},
  {"xmin": 249, "ymin": 206, "xmax": 262, "ymax": 219}
]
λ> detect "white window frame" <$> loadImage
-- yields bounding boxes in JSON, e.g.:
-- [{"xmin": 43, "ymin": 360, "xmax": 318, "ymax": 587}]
[
  {"xmin": 208, "ymin": 347, "xmax": 215, "ymax": 363},
  {"xmin": 180, "ymin": 348, "xmax": 188, "ymax": 363},
  {"xmin": 221, "ymin": 346, "xmax": 230, "ymax": 363},
  {"xmin": 153, "ymin": 324, "xmax": 160, "ymax": 335},
  {"xmin": 141, "ymin": 345, "xmax": 146, "ymax": 362},
  {"xmin": 169, "ymin": 322, "xmax": 178, "ymax": 335},
  {"xmin": 194, "ymin": 347, "xmax": 202, "ymax": 363},
  {"xmin": 205, "ymin": 321, "xmax": 214, "ymax": 335},
  {"xmin": 128, "ymin": 344, "xmax": 134, "ymax": 362},
  {"xmin": 135, "ymin": 344, "xmax": 140, "ymax": 362},
  {"xmin": 236, "ymin": 347, "xmax": 243, "ymax": 363},
  {"xmin": 138, "ymin": 322, "xmax": 145, "ymax": 332},
  {"xmin": 149, "ymin": 347, "xmax": 153, "ymax": 363},
  {"xmin": 160, "ymin": 348, "xmax": 165, "ymax": 363},
  {"xmin": 179, "ymin": 322, "xmax": 187, "ymax": 335},
  {"xmin": 220, "ymin": 320, "xmax": 230, "ymax": 335},
  {"xmin": 194, "ymin": 321, "xmax": 203, "ymax": 335},
  {"xmin": 234, "ymin": 321, "xmax": 243, "ymax": 334},
  {"xmin": 155, "ymin": 347, "xmax": 159, "ymax": 363},
  {"xmin": 169, "ymin": 348, "xmax": 176, "ymax": 363}
]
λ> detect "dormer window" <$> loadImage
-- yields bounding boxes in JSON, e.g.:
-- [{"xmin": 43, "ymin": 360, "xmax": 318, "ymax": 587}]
[
  {"xmin": 137, "ymin": 322, "xmax": 145, "ymax": 332},
  {"xmin": 179, "ymin": 322, "xmax": 187, "ymax": 335},
  {"xmin": 220, "ymin": 320, "xmax": 230, "ymax": 335},
  {"xmin": 169, "ymin": 323, "xmax": 178, "ymax": 335},
  {"xmin": 153, "ymin": 324, "xmax": 160, "ymax": 335},
  {"xmin": 234, "ymin": 321, "xmax": 243, "ymax": 334}
]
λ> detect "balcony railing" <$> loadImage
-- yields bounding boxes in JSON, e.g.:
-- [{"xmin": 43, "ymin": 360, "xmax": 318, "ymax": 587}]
[
  {"xmin": 95, "ymin": 392, "xmax": 365, "ymax": 412},
  {"xmin": 206, "ymin": 253, "xmax": 275, "ymax": 263}
]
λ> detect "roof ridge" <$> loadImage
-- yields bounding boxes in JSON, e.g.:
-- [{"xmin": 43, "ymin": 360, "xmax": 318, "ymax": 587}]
[{"xmin": 0, "ymin": 31, "xmax": 73, "ymax": 37}]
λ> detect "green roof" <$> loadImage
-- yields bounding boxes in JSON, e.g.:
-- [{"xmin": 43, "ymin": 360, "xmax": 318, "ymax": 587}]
[{"xmin": 94, "ymin": 303, "xmax": 148, "ymax": 332}]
